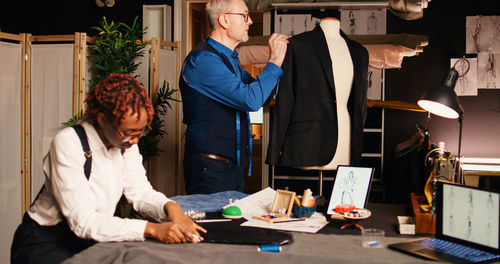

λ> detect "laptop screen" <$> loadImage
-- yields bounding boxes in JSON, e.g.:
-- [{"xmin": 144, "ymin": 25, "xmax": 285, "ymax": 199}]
[{"xmin": 437, "ymin": 181, "xmax": 500, "ymax": 252}]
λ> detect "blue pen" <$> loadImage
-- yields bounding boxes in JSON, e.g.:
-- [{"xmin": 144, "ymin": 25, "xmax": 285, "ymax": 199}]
[{"xmin": 258, "ymin": 244, "xmax": 281, "ymax": 253}]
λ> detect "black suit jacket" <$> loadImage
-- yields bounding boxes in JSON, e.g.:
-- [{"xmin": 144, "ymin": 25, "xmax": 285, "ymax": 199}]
[{"xmin": 266, "ymin": 25, "xmax": 369, "ymax": 167}]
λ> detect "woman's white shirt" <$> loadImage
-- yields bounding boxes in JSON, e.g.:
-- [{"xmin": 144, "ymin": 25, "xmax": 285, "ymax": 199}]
[{"xmin": 28, "ymin": 121, "xmax": 170, "ymax": 242}]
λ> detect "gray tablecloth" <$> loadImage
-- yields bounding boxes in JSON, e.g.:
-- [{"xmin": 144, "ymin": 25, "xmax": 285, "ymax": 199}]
[{"xmin": 63, "ymin": 233, "xmax": 438, "ymax": 264}]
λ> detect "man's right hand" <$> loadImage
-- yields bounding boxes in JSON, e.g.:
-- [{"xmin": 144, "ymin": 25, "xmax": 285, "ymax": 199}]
[{"xmin": 268, "ymin": 33, "xmax": 290, "ymax": 67}]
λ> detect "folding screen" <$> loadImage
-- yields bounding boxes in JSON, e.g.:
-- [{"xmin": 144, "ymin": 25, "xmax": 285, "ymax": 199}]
[
  {"xmin": 0, "ymin": 36, "xmax": 23, "ymax": 264},
  {"xmin": 30, "ymin": 43, "xmax": 75, "ymax": 200},
  {"xmin": 149, "ymin": 42, "xmax": 180, "ymax": 196},
  {"xmin": 0, "ymin": 31, "xmax": 180, "ymax": 263}
]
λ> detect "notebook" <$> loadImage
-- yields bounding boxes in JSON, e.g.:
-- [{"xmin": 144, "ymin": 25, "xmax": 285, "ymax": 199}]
[{"xmin": 389, "ymin": 181, "xmax": 500, "ymax": 263}]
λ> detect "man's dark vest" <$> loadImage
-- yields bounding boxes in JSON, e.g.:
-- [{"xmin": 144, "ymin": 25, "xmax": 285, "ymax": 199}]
[{"xmin": 179, "ymin": 40, "xmax": 249, "ymax": 162}]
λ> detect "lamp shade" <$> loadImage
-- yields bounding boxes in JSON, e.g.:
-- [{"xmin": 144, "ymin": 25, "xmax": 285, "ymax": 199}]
[{"xmin": 418, "ymin": 68, "xmax": 464, "ymax": 119}]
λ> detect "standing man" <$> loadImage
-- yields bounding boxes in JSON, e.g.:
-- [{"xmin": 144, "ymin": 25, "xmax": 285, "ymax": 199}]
[{"xmin": 180, "ymin": 0, "xmax": 289, "ymax": 194}]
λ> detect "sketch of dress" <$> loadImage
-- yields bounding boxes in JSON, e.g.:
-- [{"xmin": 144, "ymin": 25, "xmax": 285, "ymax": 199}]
[
  {"xmin": 341, "ymin": 171, "xmax": 357, "ymax": 205},
  {"xmin": 472, "ymin": 17, "xmax": 481, "ymax": 53},
  {"xmin": 496, "ymin": 22, "xmax": 500, "ymax": 52},
  {"xmin": 279, "ymin": 16, "xmax": 283, "ymax": 33},
  {"xmin": 487, "ymin": 193, "xmax": 494, "ymax": 215},
  {"xmin": 486, "ymin": 53, "xmax": 496, "ymax": 88},
  {"xmin": 368, "ymin": 70, "xmax": 373, "ymax": 89},
  {"xmin": 367, "ymin": 12, "xmax": 377, "ymax": 35},
  {"xmin": 465, "ymin": 190, "xmax": 473, "ymax": 239},
  {"xmin": 486, "ymin": 193, "xmax": 494, "ymax": 245},
  {"xmin": 455, "ymin": 59, "xmax": 470, "ymax": 94},
  {"xmin": 448, "ymin": 188, "xmax": 455, "ymax": 233},
  {"xmin": 349, "ymin": 11, "xmax": 357, "ymax": 35}
]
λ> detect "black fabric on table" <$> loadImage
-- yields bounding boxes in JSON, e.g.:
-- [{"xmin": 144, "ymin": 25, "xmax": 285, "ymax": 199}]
[{"xmin": 198, "ymin": 217, "xmax": 293, "ymax": 245}]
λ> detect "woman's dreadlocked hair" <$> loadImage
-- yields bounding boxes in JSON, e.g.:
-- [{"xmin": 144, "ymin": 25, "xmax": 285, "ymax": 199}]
[{"xmin": 85, "ymin": 73, "xmax": 154, "ymax": 125}]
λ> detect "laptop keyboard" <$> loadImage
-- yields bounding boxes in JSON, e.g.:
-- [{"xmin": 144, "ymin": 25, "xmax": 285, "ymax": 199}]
[{"xmin": 417, "ymin": 238, "xmax": 500, "ymax": 263}]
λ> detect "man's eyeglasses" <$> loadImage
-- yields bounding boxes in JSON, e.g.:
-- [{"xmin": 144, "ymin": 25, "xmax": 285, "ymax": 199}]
[
  {"xmin": 111, "ymin": 122, "xmax": 150, "ymax": 143},
  {"xmin": 225, "ymin": 12, "xmax": 251, "ymax": 23}
]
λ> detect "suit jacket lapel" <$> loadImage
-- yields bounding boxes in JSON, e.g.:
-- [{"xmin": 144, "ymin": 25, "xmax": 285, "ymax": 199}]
[{"xmin": 311, "ymin": 26, "xmax": 335, "ymax": 94}]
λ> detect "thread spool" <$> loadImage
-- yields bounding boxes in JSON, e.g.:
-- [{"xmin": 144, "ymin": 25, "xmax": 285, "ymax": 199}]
[
  {"xmin": 258, "ymin": 244, "xmax": 281, "ymax": 253},
  {"xmin": 301, "ymin": 189, "xmax": 313, "ymax": 207}
]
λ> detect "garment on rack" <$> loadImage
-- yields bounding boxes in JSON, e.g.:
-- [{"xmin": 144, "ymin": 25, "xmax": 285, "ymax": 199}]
[
  {"xmin": 266, "ymin": 25, "xmax": 369, "ymax": 167},
  {"xmin": 388, "ymin": 131, "xmax": 430, "ymax": 203}
]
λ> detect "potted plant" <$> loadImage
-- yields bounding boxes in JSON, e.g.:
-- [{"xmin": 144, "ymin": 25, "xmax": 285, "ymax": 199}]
[
  {"xmin": 88, "ymin": 16, "xmax": 146, "ymax": 87},
  {"xmin": 65, "ymin": 16, "xmax": 178, "ymax": 161}
]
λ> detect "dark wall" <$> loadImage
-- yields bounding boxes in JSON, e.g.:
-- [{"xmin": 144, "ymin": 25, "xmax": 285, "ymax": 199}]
[
  {"xmin": 0, "ymin": 0, "xmax": 172, "ymax": 36},
  {"xmin": 2, "ymin": 0, "xmax": 500, "ymax": 199},
  {"xmin": 384, "ymin": 0, "xmax": 500, "ymax": 200}
]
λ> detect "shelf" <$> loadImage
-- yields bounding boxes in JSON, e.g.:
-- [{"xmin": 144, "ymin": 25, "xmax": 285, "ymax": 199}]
[
  {"xmin": 271, "ymin": 1, "xmax": 389, "ymax": 10},
  {"xmin": 367, "ymin": 99, "xmax": 425, "ymax": 112},
  {"xmin": 348, "ymin": 34, "xmax": 428, "ymax": 53},
  {"xmin": 238, "ymin": 33, "xmax": 428, "ymax": 70},
  {"xmin": 363, "ymin": 128, "xmax": 382, "ymax": 133},
  {"xmin": 362, "ymin": 153, "xmax": 383, "ymax": 158}
]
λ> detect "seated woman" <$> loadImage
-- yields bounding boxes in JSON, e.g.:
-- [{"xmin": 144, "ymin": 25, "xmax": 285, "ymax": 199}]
[{"xmin": 11, "ymin": 73, "xmax": 206, "ymax": 264}]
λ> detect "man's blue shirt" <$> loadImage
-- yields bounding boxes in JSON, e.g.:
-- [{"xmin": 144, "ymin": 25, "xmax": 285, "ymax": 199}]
[{"xmin": 181, "ymin": 37, "xmax": 283, "ymax": 112}]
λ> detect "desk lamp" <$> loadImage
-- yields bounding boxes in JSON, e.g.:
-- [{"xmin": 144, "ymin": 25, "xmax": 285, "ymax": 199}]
[{"xmin": 417, "ymin": 67, "xmax": 464, "ymax": 184}]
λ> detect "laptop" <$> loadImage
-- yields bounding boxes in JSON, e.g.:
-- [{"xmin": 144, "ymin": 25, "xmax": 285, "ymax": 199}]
[{"xmin": 389, "ymin": 181, "xmax": 500, "ymax": 263}]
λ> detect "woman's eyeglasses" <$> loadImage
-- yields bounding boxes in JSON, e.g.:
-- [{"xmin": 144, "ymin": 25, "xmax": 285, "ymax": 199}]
[{"xmin": 110, "ymin": 122, "xmax": 150, "ymax": 143}]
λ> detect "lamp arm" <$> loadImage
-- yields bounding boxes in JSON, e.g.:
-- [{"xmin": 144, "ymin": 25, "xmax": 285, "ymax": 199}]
[{"xmin": 457, "ymin": 114, "xmax": 464, "ymax": 184}]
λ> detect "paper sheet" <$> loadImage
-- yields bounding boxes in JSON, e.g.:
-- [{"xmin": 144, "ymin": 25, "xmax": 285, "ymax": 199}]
[
  {"xmin": 230, "ymin": 187, "xmax": 329, "ymax": 233},
  {"xmin": 241, "ymin": 212, "xmax": 329, "ymax": 233},
  {"xmin": 228, "ymin": 187, "xmax": 277, "ymax": 220}
]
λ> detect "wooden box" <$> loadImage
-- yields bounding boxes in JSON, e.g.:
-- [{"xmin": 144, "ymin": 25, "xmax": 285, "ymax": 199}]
[
  {"xmin": 410, "ymin": 193, "xmax": 436, "ymax": 234},
  {"xmin": 253, "ymin": 189, "xmax": 296, "ymax": 223}
]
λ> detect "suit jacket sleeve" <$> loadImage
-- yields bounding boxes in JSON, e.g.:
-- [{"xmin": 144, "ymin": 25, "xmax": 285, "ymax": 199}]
[{"xmin": 266, "ymin": 41, "xmax": 295, "ymax": 165}]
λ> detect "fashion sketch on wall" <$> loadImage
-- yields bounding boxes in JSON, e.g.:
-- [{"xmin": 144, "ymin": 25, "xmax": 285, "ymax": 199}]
[
  {"xmin": 340, "ymin": 9, "xmax": 386, "ymax": 35},
  {"xmin": 465, "ymin": 16, "xmax": 500, "ymax": 90},
  {"xmin": 466, "ymin": 16, "xmax": 499, "ymax": 54},
  {"xmin": 478, "ymin": 53, "xmax": 499, "ymax": 89},
  {"xmin": 274, "ymin": 14, "xmax": 319, "ymax": 35},
  {"xmin": 451, "ymin": 58, "xmax": 478, "ymax": 96},
  {"xmin": 367, "ymin": 67, "xmax": 382, "ymax": 100}
]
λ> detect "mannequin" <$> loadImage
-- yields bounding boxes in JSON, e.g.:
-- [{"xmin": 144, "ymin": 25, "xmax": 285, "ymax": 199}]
[
  {"xmin": 300, "ymin": 18, "xmax": 354, "ymax": 170},
  {"xmin": 266, "ymin": 14, "xmax": 368, "ymax": 171}
]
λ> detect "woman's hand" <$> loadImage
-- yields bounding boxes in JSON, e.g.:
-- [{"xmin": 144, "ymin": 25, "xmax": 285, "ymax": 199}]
[
  {"xmin": 166, "ymin": 202, "xmax": 207, "ymax": 242},
  {"xmin": 144, "ymin": 201, "xmax": 207, "ymax": 243}
]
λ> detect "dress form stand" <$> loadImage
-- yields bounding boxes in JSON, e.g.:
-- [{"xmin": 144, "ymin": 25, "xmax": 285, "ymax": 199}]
[
  {"xmin": 299, "ymin": 17, "xmax": 354, "ymax": 209},
  {"xmin": 340, "ymin": 219, "xmax": 365, "ymax": 230}
]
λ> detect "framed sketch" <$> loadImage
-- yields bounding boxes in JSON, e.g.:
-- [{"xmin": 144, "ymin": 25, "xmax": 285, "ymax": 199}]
[{"xmin": 327, "ymin": 166, "xmax": 374, "ymax": 215}]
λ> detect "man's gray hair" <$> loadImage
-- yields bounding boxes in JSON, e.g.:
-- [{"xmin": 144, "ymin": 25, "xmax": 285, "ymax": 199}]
[{"xmin": 206, "ymin": 0, "xmax": 234, "ymax": 30}]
